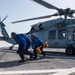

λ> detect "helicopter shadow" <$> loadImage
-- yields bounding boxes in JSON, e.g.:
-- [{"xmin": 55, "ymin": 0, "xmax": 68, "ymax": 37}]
[
  {"xmin": 0, "ymin": 60, "xmax": 21, "ymax": 68},
  {"xmin": 0, "ymin": 58, "xmax": 50, "ymax": 68},
  {"xmin": 44, "ymin": 51, "xmax": 75, "ymax": 59}
]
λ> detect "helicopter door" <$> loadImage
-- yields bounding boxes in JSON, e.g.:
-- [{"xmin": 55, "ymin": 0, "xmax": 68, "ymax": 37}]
[
  {"xmin": 71, "ymin": 30, "xmax": 75, "ymax": 47},
  {"xmin": 57, "ymin": 29, "xmax": 66, "ymax": 48},
  {"xmin": 73, "ymin": 30, "xmax": 75, "ymax": 41},
  {"xmin": 48, "ymin": 30, "xmax": 57, "ymax": 48},
  {"xmin": 66, "ymin": 29, "xmax": 73, "ymax": 46}
]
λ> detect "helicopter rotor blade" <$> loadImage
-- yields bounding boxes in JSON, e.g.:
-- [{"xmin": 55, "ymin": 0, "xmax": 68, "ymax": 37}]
[
  {"xmin": 12, "ymin": 13, "xmax": 58, "ymax": 24},
  {"xmin": 12, "ymin": 15, "xmax": 53, "ymax": 23},
  {"xmin": 32, "ymin": 0, "xmax": 60, "ymax": 10},
  {"xmin": 2, "ymin": 15, "xmax": 8, "ymax": 22}
]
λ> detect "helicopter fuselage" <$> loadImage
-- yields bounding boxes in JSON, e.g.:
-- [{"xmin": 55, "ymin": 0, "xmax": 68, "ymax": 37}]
[{"xmin": 27, "ymin": 18, "xmax": 75, "ymax": 49}]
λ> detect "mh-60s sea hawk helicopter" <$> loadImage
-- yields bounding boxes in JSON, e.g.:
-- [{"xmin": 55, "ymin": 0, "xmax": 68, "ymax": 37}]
[
  {"xmin": 0, "ymin": 0, "xmax": 75, "ymax": 55},
  {"xmin": 12, "ymin": 0, "xmax": 75, "ymax": 55}
]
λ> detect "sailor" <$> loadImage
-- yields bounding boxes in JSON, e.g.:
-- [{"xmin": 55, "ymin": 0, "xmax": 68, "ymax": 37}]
[
  {"xmin": 30, "ymin": 35, "xmax": 45, "ymax": 59},
  {"xmin": 11, "ymin": 32, "xmax": 33, "ymax": 63}
]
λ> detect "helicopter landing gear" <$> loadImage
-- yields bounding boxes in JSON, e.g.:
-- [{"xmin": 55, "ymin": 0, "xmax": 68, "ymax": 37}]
[
  {"xmin": 66, "ymin": 45, "xmax": 75, "ymax": 55},
  {"xmin": 10, "ymin": 45, "xmax": 14, "ymax": 50}
]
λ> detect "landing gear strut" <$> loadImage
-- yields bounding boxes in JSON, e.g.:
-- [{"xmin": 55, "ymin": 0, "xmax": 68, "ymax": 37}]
[{"xmin": 10, "ymin": 45, "xmax": 14, "ymax": 50}]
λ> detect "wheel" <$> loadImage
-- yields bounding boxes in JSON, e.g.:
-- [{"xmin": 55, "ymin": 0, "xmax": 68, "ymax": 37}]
[
  {"xmin": 10, "ymin": 46, "xmax": 12, "ymax": 50},
  {"xmin": 66, "ymin": 47, "xmax": 74, "ymax": 55}
]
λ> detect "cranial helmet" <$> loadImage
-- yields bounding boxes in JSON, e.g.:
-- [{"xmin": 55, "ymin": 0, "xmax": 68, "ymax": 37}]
[{"xmin": 11, "ymin": 32, "xmax": 16, "ymax": 36}]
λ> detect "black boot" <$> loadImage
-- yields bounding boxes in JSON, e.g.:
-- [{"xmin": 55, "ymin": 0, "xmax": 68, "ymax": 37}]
[
  {"xmin": 43, "ymin": 52, "xmax": 45, "ymax": 58},
  {"xmin": 18, "ymin": 60, "xmax": 25, "ymax": 63},
  {"xmin": 30, "ymin": 54, "xmax": 33, "ymax": 60}
]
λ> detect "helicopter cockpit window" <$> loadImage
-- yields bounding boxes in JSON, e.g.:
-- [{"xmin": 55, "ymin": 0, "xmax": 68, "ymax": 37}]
[
  {"xmin": 58, "ymin": 29, "xmax": 66, "ymax": 39},
  {"xmin": 49, "ymin": 30, "xmax": 56, "ymax": 39},
  {"xmin": 30, "ymin": 26, "xmax": 35, "ymax": 32},
  {"xmin": 39, "ymin": 24, "xmax": 43, "ymax": 29}
]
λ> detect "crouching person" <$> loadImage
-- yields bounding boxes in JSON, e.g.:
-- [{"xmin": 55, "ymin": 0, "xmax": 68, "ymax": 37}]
[
  {"xmin": 30, "ymin": 35, "xmax": 45, "ymax": 59},
  {"xmin": 11, "ymin": 32, "xmax": 33, "ymax": 63}
]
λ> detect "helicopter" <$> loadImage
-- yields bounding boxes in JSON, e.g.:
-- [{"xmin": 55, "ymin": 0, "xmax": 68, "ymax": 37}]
[
  {"xmin": 11, "ymin": 0, "xmax": 75, "ymax": 55},
  {"xmin": 0, "ymin": 16, "xmax": 16, "ymax": 49}
]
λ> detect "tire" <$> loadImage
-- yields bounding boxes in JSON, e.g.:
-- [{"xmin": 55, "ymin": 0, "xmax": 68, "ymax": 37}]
[
  {"xmin": 10, "ymin": 46, "xmax": 12, "ymax": 50},
  {"xmin": 66, "ymin": 47, "xmax": 74, "ymax": 55}
]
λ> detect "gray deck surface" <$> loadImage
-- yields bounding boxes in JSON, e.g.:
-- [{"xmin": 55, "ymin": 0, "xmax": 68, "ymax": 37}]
[{"xmin": 0, "ymin": 47, "xmax": 75, "ymax": 75}]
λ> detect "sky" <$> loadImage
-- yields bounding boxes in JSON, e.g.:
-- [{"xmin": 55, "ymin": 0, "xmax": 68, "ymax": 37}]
[{"xmin": 0, "ymin": 0, "xmax": 75, "ymax": 47}]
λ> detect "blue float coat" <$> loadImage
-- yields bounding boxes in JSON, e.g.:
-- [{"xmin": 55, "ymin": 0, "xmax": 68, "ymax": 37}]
[
  {"xmin": 32, "ymin": 36, "xmax": 43, "ymax": 48},
  {"xmin": 15, "ymin": 34, "xmax": 30, "ymax": 50}
]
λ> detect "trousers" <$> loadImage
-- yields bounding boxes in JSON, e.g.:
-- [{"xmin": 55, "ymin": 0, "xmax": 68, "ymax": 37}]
[
  {"xmin": 17, "ymin": 44, "xmax": 33, "ymax": 60},
  {"xmin": 33, "ymin": 45, "xmax": 45, "ymax": 58}
]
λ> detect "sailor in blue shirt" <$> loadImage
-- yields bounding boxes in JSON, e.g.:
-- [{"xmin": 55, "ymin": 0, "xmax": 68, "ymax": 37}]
[
  {"xmin": 11, "ymin": 32, "xmax": 33, "ymax": 63},
  {"xmin": 31, "ymin": 35, "xmax": 45, "ymax": 59}
]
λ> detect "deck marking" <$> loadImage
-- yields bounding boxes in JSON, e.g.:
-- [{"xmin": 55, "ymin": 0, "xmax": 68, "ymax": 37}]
[{"xmin": 0, "ymin": 67, "xmax": 75, "ymax": 75}]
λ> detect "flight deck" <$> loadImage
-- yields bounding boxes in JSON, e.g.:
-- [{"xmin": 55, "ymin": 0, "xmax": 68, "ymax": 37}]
[{"xmin": 0, "ymin": 47, "xmax": 75, "ymax": 75}]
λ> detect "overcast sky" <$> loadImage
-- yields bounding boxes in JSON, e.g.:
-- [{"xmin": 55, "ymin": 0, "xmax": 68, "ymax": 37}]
[{"xmin": 0, "ymin": 0, "xmax": 75, "ymax": 47}]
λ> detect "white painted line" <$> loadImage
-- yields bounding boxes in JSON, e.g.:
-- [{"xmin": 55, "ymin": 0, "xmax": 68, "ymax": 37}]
[
  {"xmin": 0, "ymin": 67, "xmax": 75, "ymax": 75},
  {"xmin": 0, "ymin": 69, "xmax": 65, "ymax": 75},
  {"xmin": 52, "ymin": 67, "xmax": 75, "ymax": 75}
]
